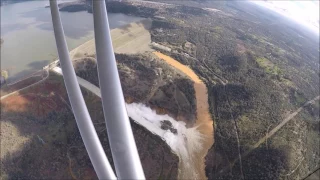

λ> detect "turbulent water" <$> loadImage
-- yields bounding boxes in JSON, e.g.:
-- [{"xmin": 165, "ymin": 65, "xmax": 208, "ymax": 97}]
[
  {"xmin": 127, "ymin": 103, "xmax": 204, "ymax": 157},
  {"xmin": 126, "ymin": 103, "xmax": 205, "ymax": 177},
  {"xmin": 153, "ymin": 52, "xmax": 214, "ymax": 180},
  {"xmin": 124, "ymin": 52, "xmax": 214, "ymax": 179}
]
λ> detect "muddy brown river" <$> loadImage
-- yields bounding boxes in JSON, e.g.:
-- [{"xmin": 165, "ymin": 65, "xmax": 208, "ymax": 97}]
[{"xmin": 154, "ymin": 52, "xmax": 214, "ymax": 180}]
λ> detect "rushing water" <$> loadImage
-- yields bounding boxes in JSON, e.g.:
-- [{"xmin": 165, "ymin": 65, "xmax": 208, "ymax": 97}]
[
  {"xmin": 153, "ymin": 52, "xmax": 214, "ymax": 180},
  {"xmin": 0, "ymin": 0, "xmax": 143, "ymax": 82}
]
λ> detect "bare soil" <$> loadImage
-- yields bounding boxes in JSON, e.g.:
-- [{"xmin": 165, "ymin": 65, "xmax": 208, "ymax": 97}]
[
  {"xmin": 0, "ymin": 72, "xmax": 179, "ymax": 179},
  {"xmin": 67, "ymin": 19, "xmax": 152, "ymax": 61},
  {"xmin": 1, "ymin": 70, "xmax": 46, "ymax": 97}
]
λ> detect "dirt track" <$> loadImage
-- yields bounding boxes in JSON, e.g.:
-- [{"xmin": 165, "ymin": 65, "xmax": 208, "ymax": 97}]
[
  {"xmin": 243, "ymin": 95, "xmax": 320, "ymax": 158},
  {"xmin": 220, "ymin": 95, "xmax": 320, "ymax": 174}
]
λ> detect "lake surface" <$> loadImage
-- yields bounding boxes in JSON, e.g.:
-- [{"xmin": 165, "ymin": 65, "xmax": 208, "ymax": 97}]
[{"xmin": 1, "ymin": 1, "xmax": 144, "ymax": 82}]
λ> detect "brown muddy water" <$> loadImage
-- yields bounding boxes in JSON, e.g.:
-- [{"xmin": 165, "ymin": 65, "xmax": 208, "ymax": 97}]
[{"xmin": 154, "ymin": 52, "xmax": 214, "ymax": 180}]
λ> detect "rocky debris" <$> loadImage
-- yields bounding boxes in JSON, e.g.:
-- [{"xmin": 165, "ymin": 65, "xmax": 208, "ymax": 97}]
[{"xmin": 160, "ymin": 120, "xmax": 177, "ymax": 134}]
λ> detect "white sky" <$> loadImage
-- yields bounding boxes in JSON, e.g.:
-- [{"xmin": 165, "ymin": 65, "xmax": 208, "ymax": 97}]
[{"xmin": 252, "ymin": 1, "xmax": 319, "ymax": 34}]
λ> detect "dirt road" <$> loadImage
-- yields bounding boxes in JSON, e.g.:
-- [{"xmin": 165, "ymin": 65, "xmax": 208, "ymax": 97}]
[
  {"xmin": 223, "ymin": 95, "xmax": 320, "ymax": 172},
  {"xmin": 153, "ymin": 52, "xmax": 214, "ymax": 180},
  {"xmin": 245, "ymin": 95, "xmax": 320, "ymax": 157}
]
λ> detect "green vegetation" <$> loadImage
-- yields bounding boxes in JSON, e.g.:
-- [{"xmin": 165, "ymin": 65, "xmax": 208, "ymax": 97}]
[
  {"xmin": 141, "ymin": 1, "xmax": 319, "ymax": 179},
  {"xmin": 255, "ymin": 57, "xmax": 282, "ymax": 76},
  {"xmin": 213, "ymin": 26, "xmax": 223, "ymax": 33},
  {"xmin": 2, "ymin": 0, "xmax": 319, "ymax": 179},
  {"xmin": 292, "ymin": 90, "xmax": 307, "ymax": 106}
]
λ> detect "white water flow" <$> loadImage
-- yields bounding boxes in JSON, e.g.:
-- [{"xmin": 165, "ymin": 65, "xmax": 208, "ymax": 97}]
[
  {"xmin": 153, "ymin": 52, "xmax": 214, "ymax": 180},
  {"xmin": 53, "ymin": 62, "xmax": 212, "ymax": 179},
  {"xmin": 127, "ymin": 103, "xmax": 204, "ymax": 162},
  {"xmin": 127, "ymin": 51, "xmax": 215, "ymax": 179}
]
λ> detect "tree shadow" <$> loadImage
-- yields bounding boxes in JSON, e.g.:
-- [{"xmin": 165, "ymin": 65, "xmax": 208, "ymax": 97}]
[
  {"xmin": 205, "ymin": 81, "xmax": 291, "ymax": 179},
  {"xmin": 205, "ymin": 131, "xmax": 288, "ymax": 180}
]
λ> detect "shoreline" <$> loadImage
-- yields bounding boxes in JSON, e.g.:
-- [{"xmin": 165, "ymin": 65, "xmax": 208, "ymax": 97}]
[
  {"xmin": 2, "ymin": 18, "xmax": 151, "ymax": 96},
  {"xmin": 2, "ymin": 17, "xmax": 214, "ymax": 179},
  {"xmin": 1, "ymin": 0, "xmax": 148, "ymax": 85},
  {"xmin": 49, "ymin": 18, "xmax": 151, "ymax": 65},
  {"xmin": 49, "ymin": 17, "xmax": 214, "ymax": 179}
]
